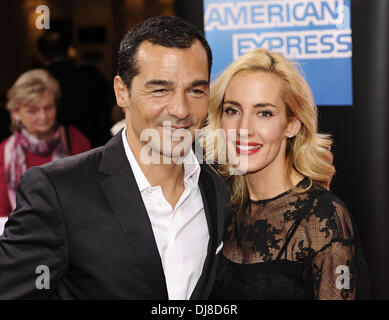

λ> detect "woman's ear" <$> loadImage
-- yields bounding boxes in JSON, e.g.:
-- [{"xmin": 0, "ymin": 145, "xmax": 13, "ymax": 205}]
[
  {"xmin": 113, "ymin": 76, "xmax": 130, "ymax": 109},
  {"xmin": 10, "ymin": 109, "xmax": 20, "ymax": 121},
  {"xmin": 286, "ymin": 117, "xmax": 301, "ymax": 138},
  {"xmin": 10, "ymin": 109, "xmax": 21, "ymax": 130}
]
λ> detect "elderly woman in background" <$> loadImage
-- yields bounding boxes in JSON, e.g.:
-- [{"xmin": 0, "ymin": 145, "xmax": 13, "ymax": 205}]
[{"xmin": 0, "ymin": 69, "xmax": 91, "ymax": 226}]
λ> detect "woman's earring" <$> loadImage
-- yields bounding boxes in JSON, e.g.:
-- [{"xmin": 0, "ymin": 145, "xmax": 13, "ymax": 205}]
[{"xmin": 14, "ymin": 116, "xmax": 21, "ymax": 128}]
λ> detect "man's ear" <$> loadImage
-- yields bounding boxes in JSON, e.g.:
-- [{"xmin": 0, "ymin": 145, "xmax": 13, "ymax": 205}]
[
  {"xmin": 113, "ymin": 76, "xmax": 130, "ymax": 109},
  {"xmin": 286, "ymin": 117, "xmax": 301, "ymax": 138}
]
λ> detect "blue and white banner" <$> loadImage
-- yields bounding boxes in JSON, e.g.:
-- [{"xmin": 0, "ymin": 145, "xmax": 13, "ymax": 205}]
[{"xmin": 204, "ymin": 0, "xmax": 353, "ymax": 105}]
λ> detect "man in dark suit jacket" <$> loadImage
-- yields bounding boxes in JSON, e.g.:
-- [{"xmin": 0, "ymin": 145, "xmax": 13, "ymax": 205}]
[{"xmin": 0, "ymin": 16, "xmax": 225, "ymax": 299}]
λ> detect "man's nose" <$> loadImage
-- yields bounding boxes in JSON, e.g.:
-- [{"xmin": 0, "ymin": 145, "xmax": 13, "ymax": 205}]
[{"xmin": 167, "ymin": 91, "xmax": 190, "ymax": 120}]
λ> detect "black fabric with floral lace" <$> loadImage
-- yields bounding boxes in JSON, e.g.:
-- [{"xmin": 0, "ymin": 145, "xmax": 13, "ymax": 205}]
[{"xmin": 210, "ymin": 178, "xmax": 369, "ymax": 300}]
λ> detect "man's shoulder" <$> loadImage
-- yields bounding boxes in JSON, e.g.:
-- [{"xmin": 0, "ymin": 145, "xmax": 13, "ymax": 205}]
[
  {"xmin": 199, "ymin": 163, "xmax": 228, "ymax": 192},
  {"xmin": 37, "ymin": 132, "xmax": 125, "ymax": 180},
  {"xmin": 40, "ymin": 146, "xmax": 104, "ymax": 176},
  {"xmin": 200, "ymin": 163, "xmax": 220, "ymax": 179}
]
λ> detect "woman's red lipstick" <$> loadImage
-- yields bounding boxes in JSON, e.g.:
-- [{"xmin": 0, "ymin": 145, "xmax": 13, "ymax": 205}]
[{"xmin": 235, "ymin": 141, "xmax": 262, "ymax": 156}]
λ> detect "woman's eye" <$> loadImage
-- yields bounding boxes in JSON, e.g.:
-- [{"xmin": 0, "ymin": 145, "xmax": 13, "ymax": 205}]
[
  {"xmin": 224, "ymin": 108, "xmax": 239, "ymax": 116},
  {"xmin": 258, "ymin": 110, "xmax": 273, "ymax": 118}
]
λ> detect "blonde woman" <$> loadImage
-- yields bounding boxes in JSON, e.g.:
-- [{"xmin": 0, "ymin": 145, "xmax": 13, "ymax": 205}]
[
  {"xmin": 0, "ymin": 69, "xmax": 91, "ymax": 223},
  {"xmin": 205, "ymin": 49, "xmax": 369, "ymax": 299}
]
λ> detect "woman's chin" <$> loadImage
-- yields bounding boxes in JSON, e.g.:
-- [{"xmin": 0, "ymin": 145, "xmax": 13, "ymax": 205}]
[
  {"xmin": 31, "ymin": 128, "xmax": 54, "ymax": 139},
  {"xmin": 227, "ymin": 157, "xmax": 262, "ymax": 175}
]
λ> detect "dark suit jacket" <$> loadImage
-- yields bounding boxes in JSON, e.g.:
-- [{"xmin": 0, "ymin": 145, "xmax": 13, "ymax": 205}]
[{"xmin": 0, "ymin": 131, "xmax": 226, "ymax": 299}]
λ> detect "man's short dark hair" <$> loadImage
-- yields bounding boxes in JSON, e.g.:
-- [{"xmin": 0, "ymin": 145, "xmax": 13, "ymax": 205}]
[{"xmin": 117, "ymin": 16, "xmax": 213, "ymax": 88}]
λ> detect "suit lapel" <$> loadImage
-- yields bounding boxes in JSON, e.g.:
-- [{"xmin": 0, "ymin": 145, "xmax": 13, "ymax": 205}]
[
  {"xmin": 98, "ymin": 131, "xmax": 168, "ymax": 299},
  {"xmin": 98, "ymin": 133, "xmax": 224, "ymax": 300},
  {"xmin": 190, "ymin": 165, "xmax": 224, "ymax": 299}
]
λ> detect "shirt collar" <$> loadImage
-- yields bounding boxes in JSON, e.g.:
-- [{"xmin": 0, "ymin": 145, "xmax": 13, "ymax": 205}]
[
  {"xmin": 121, "ymin": 129, "xmax": 201, "ymax": 192},
  {"xmin": 122, "ymin": 128, "xmax": 151, "ymax": 192},
  {"xmin": 182, "ymin": 147, "xmax": 201, "ymax": 186}
]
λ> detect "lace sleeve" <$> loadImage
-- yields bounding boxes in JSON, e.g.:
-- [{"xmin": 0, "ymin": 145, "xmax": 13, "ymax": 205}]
[{"xmin": 311, "ymin": 201, "xmax": 369, "ymax": 300}]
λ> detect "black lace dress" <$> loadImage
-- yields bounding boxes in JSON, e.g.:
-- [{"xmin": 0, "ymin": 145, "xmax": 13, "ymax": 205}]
[{"xmin": 211, "ymin": 178, "xmax": 369, "ymax": 300}]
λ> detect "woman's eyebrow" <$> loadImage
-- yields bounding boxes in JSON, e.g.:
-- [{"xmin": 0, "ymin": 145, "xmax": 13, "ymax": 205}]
[
  {"xmin": 223, "ymin": 100, "xmax": 240, "ymax": 106},
  {"xmin": 253, "ymin": 103, "xmax": 279, "ymax": 108},
  {"xmin": 223, "ymin": 101, "xmax": 278, "ymax": 108}
]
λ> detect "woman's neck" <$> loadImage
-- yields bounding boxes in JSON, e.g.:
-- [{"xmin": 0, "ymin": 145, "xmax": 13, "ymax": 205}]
[
  {"xmin": 245, "ymin": 163, "xmax": 304, "ymax": 201},
  {"xmin": 35, "ymin": 132, "xmax": 53, "ymax": 141},
  {"xmin": 20, "ymin": 124, "xmax": 57, "ymax": 141}
]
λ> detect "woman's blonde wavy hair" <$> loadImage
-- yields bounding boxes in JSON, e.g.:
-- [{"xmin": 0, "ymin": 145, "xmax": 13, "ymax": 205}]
[{"xmin": 202, "ymin": 48, "xmax": 335, "ymax": 209}]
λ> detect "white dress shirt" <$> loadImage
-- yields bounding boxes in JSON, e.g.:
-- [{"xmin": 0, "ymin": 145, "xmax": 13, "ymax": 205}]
[{"xmin": 121, "ymin": 129, "xmax": 209, "ymax": 299}]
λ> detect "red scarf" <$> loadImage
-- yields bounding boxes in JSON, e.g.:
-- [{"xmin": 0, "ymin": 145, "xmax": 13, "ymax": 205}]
[{"xmin": 4, "ymin": 125, "xmax": 69, "ymax": 210}]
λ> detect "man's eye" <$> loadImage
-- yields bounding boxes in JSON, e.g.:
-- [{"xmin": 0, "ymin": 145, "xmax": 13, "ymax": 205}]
[
  {"xmin": 187, "ymin": 88, "xmax": 205, "ymax": 97},
  {"xmin": 151, "ymin": 88, "xmax": 168, "ymax": 96}
]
